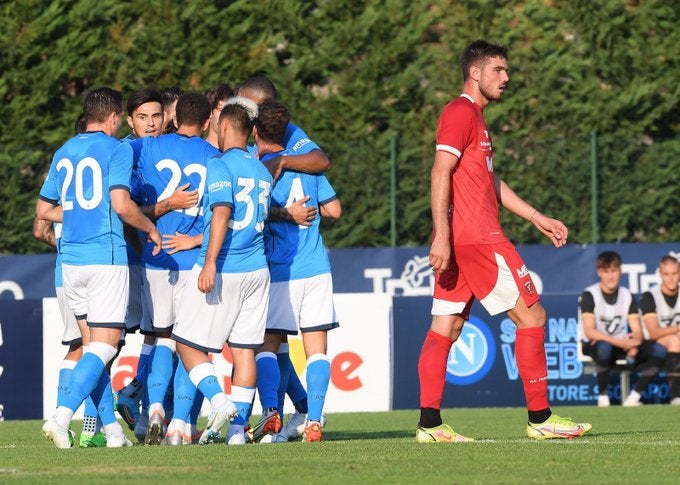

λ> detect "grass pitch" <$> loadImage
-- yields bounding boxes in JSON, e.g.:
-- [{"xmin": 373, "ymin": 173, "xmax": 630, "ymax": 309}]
[{"xmin": 2, "ymin": 406, "xmax": 680, "ymax": 484}]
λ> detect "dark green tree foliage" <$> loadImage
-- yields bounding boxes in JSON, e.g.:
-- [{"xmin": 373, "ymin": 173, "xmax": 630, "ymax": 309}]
[{"xmin": 0, "ymin": 0, "xmax": 678, "ymax": 253}]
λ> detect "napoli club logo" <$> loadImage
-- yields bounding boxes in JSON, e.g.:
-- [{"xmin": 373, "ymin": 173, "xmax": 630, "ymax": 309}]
[{"xmin": 445, "ymin": 315, "xmax": 496, "ymax": 385}]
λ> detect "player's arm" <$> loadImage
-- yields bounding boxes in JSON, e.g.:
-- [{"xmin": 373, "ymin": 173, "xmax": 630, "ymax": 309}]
[
  {"xmin": 35, "ymin": 198, "xmax": 63, "ymax": 224},
  {"xmin": 319, "ymin": 198, "xmax": 341, "ymax": 220},
  {"xmin": 263, "ymin": 150, "xmax": 330, "ymax": 180},
  {"xmin": 429, "ymin": 150, "xmax": 459, "ymax": 273},
  {"xmin": 140, "ymin": 183, "xmax": 199, "ymax": 220},
  {"xmin": 198, "ymin": 205, "xmax": 231, "ymax": 293},
  {"xmin": 32, "ymin": 214, "xmax": 56, "ymax": 247},
  {"xmin": 494, "ymin": 175, "xmax": 568, "ymax": 248},
  {"xmin": 269, "ymin": 196, "xmax": 316, "ymax": 226},
  {"xmin": 111, "ymin": 188, "xmax": 161, "ymax": 255},
  {"xmin": 162, "ymin": 232, "xmax": 203, "ymax": 255}
]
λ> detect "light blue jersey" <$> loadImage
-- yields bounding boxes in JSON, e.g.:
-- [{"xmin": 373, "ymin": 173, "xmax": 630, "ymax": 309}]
[
  {"xmin": 247, "ymin": 122, "xmax": 320, "ymax": 157},
  {"xmin": 262, "ymin": 151, "xmax": 337, "ymax": 282},
  {"xmin": 197, "ymin": 148, "xmax": 272, "ymax": 273},
  {"xmin": 131, "ymin": 133, "xmax": 220, "ymax": 270},
  {"xmin": 39, "ymin": 131, "xmax": 130, "ymax": 266}
]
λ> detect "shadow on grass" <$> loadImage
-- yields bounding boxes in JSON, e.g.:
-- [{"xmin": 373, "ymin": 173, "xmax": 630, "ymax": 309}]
[{"xmin": 325, "ymin": 429, "xmax": 414, "ymax": 440}]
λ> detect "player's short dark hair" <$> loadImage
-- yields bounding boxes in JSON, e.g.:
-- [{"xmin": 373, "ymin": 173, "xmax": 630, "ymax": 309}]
[
  {"xmin": 461, "ymin": 40, "xmax": 508, "ymax": 81},
  {"xmin": 255, "ymin": 100, "xmax": 291, "ymax": 145},
  {"xmin": 237, "ymin": 76, "xmax": 277, "ymax": 102},
  {"xmin": 206, "ymin": 83, "xmax": 235, "ymax": 110},
  {"xmin": 596, "ymin": 251, "xmax": 622, "ymax": 269},
  {"xmin": 82, "ymin": 87, "xmax": 123, "ymax": 123},
  {"xmin": 219, "ymin": 103, "xmax": 255, "ymax": 137},
  {"xmin": 126, "ymin": 89, "xmax": 162, "ymax": 116},
  {"xmin": 660, "ymin": 255, "xmax": 679, "ymax": 266},
  {"xmin": 160, "ymin": 86, "xmax": 184, "ymax": 109},
  {"xmin": 74, "ymin": 113, "xmax": 86, "ymax": 134},
  {"xmin": 175, "ymin": 92, "xmax": 211, "ymax": 128}
]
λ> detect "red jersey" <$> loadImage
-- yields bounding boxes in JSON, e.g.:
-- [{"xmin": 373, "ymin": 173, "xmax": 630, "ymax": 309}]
[{"xmin": 435, "ymin": 94, "xmax": 507, "ymax": 246}]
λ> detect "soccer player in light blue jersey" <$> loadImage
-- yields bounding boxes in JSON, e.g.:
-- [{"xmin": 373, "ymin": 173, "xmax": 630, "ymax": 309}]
[
  {"xmin": 36, "ymin": 87, "xmax": 161, "ymax": 449},
  {"xmin": 172, "ymin": 99, "xmax": 273, "ymax": 446},
  {"xmin": 34, "ymin": 117, "xmax": 112, "ymax": 448},
  {"xmin": 238, "ymin": 77, "xmax": 335, "ymax": 439},
  {"xmin": 252, "ymin": 100, "xmax": 341, "ymax": 443},
  {"xmin": 116, "ymin": 88, "xmax": 201, "ymax": 441},
  {"xmin": 126, "ymin": 92, "xmax": 220, "ymax": 445},
  {"xmin": 116, "ymin": 88, "xmax": 165, "ymax": 435}
]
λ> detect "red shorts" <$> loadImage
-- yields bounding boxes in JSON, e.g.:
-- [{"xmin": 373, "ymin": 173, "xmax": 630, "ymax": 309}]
[{"xmin": 432, "ymin": 241, "xmax": 539, "ymax": 318}]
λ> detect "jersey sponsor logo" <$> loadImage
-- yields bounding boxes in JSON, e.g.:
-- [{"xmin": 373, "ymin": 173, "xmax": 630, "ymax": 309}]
[
  {"xmin": 445, "ymin": 316, "xmax": 496, "ymax": 385},
  {"xmin": 485, "ymin": 155, "xmax": 493, "ymax": 172},
  {"xmin": 291, "ymin": 138, "xmax": 312, "ymax": 152},
  {"xmin": 599, "ymin": 315, "xmax": 624, "ymax": 335},
  {"xmin": 516, "ymin": 265, "xmax": 529, "ymax": 278},
  {"xmin": 660, "ymin": 312, "xmax": 680, "ymax": 327},
  {"xmin": 208, "ymin": 180, "xmax": 231, "ymax": 192}
]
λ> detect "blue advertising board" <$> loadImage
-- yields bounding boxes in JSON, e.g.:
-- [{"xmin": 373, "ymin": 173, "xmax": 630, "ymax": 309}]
[
  {"xmin": 0, "ymin": 300, "xmax": 43, "ymax": 420},
  {"xmin": 392, "ymin": 295, "xmax": 670, "ymax": 409}
]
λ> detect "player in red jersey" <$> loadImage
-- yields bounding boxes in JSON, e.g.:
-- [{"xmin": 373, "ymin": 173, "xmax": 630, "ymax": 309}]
[{"xmin": 416, "ymin": 40, "xmax": 592, "ymax": 442}]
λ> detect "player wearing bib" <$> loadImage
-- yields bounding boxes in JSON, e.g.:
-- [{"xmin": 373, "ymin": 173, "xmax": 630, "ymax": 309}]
[
  {"xmin": 126, "ymin": 92, "xmax": 220, "ymax": 445},
  {"xmin": 579, "ymin": 251, "xmax": 665, "ymax": 407},
  {"xmin": 417, "ymin": 40, "xmax": 590, "ymax": 443},
  {"xmin": 640, "ymin": 255, "xmax": 680, "ymax": 405},
  {"xmin": 172, "ymin": 99, "xmax": 271, "ymax": 445},
  {"xmin": 37, "ymin": 87, "xmax": 161, "ymax": 449},
  {"xmin": 248, "ymin": 100, "xmax": 340, "ymax": 444}
]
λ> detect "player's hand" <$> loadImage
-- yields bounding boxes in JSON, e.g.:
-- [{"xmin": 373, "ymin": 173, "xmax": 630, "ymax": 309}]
[
  {"xmin": 288, "ymin": 196, "xmax": 316, "ymax": 226},
  {"xmin": 198, "ymin": 262, "xmax": 216, "ymax": 293},
  {"xmin": 168, "ymin": 183, "xmax": 199, "ymax": 210},
  {"xmin": 531, "ymin": 212, "xmax": 568, "ymax": 248},
  {"xmin": 147, "ymin": 228, "xmax": 162, "ymax": 256},
  {"xmin": 263, "ymin": 155, "xmax": 285, "ymax": 181},
  {"xmin": 621, "ymin": 334, "xmax": 641, "ymax": 352},
  {"xmin": 429, "ymin": 234, "xmax": 451, "ymax": 274},
  {"xmin": 162, "ymin": 232, "xmax": 199, "ymax": 254}
]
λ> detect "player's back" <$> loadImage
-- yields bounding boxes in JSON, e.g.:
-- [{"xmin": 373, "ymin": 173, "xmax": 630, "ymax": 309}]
[
  {"xmin": 41, "ymin": 132, "xmax": 127, "ymax": 266},
  {"xmin": 264, "ymin": 152, "xmax": 336, "ymax": 281},
  {"xmin": 198, "ymin": 148, "xmax": 272, "ymax": 273},
  {"xmin": 133, "ymin": 133, "xmax": 220, "ymax": 269}
]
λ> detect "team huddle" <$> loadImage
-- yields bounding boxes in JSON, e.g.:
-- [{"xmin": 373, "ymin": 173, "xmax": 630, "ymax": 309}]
[{"xmin": 35, "ymin": 77, "xmax": 341, "ymax": 448}]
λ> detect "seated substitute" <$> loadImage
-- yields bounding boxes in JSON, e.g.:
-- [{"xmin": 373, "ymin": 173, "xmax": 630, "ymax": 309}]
[
  {"xmin": 640, "ymin": 255, "xmax": 680, "ymax": 405},
  {"xmin": 579, "ymin": 251, "xmax": 666, "ymax": 407}
]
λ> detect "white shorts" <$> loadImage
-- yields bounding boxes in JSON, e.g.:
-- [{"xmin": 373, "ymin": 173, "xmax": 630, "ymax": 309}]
[
  {"xmin": 62, "ymin": 264, "xmax": 129, "ymax": 328},
  {"xmin": 267, "ymin": 273, "xmax": 338, "ymax": 334},
  {"xmin": 56, "ymin": 285, "xmax": 81, "ymax": 345},
  {"xmin": 173, "ymin": 266, "xmax": 270, "ymax": 352},
  {"xmin": 125, "ymin": 263, "xmax": 147, "ymax": 332},
  {"xmin": 142, "ymin": 267, "xmax": 192, "ymax": 334}
]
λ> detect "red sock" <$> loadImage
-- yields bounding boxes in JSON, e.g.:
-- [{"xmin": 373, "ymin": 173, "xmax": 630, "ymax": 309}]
[
  {"xmin": 515, "ymin": 327, "xmax": 550, "ymax": 411},
  {"xmin": 418, "ymin": 330, "xmax": 454, "ymax": 409}
]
